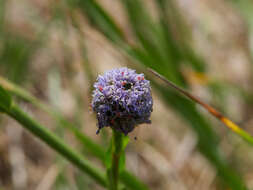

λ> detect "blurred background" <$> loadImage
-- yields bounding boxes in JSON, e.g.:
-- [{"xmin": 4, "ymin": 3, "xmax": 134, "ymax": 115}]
[{"xmin": 1, "ymin": 0, "xmax": 253, "ymax": 189}]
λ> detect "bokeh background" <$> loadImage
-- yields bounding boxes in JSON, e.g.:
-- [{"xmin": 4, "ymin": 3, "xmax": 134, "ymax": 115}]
[{"xmin": 1, "ymin": 0, "xmax": 253, "ymax": 189}]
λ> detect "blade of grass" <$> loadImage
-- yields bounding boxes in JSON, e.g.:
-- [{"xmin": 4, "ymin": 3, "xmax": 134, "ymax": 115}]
[
  {"xmin": 5, "ymin": 103, "xmax": 107, "ymax": 187},
  {"xmin": 119, "ymin": 171, "xmax": 149, "ymax": 190},
  {"xmin": 229, "ymin": 0, "xmax": 253, "ymax": 70},
  {"xmin": 0, "ymin": 36, "xmax": 33, "ymax": 83},
  {"xmin": 121, "ymin": 0, "xmax": 185, "ymax": 85},
  {"xmin": 0, "ymin": 76, "xmax": 106, "ymax": 160},
  {"xmin": 73, "ymin": 0, "xmax": 248, "ymax": 188},
  {"xmin": 0, "ymin": 76, "xmax": 149, "ymax": 190},
  {"xmin": 155, "ymin": 0, "xmax": 205, "ymax": 72},
  {"xmin": 151, "ymin": 81, "xmax": 247, "ymax": 190},
  {"xmin": 0, "ymin": 0, "xmax": 6, "ymax": 34},
  {"xmin": 149, "ymin": 68, "xmax": 253, "ymax": 146},
  {"xmin": 70, "ymin": 0, "xmax": 125, "ymax": 43}
]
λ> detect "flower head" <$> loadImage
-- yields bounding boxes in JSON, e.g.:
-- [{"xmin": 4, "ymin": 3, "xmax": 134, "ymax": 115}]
[{"xmin": 92, "ymin": 67, "xmax": 153, "ymax": 135}]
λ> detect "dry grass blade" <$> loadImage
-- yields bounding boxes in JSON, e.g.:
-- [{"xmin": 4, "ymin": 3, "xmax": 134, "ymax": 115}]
[{"xmin": 148, "ymin": 68, "xmax": 253, "ymax": 145}]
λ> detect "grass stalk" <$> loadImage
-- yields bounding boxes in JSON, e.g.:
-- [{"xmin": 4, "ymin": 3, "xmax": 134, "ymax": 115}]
[
  {"xmin": 0, "ymin": 77, "xmax": 149, "ymax": 190},
  {"xmin": 149, "ymin": 68, "xmax": 253, "ymax": 146},
  {"xmin": 5, "ymin": 103, "xmax": 107, "ymax": 187}
]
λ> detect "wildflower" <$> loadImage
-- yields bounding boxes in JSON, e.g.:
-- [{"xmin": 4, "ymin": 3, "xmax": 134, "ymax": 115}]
[{"xmin": 92, "ymin": 67, "xmax": 153, "ymax": 135}]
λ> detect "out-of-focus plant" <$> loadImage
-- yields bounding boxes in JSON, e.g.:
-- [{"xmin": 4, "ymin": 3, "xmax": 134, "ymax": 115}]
[
  {"xmin": 0, "ymin": 75, "xmax": 149, "ymax": 190},
  {"xmin": 0, "ymin": 0, "xmax": 252, "ymax": 189},
  {"xmin": 149, "ymin": 68, "xmax": 253, "ymax": 146},
  {"xmin": 70, "ymin": 0, "xmax": 249, "ymax": 189},
  {"xmin": 229, "ymin": 0, "xmax": 253, "ymax": 62},
  {"xmin": 0, "ymin": 86, "xmax": 107, "ymax": 186}
]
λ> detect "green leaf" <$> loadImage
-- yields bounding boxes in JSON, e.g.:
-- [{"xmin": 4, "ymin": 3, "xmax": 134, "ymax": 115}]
[
  {"xmin": 80, "ymin": 0, "xmax": 247, "ymax": 187},
  {"xmin": 0, "ymin": 0, "xmax": 6, "ymax": 33},
  {"xmin": 74, "ymin": 0, "xmax": 125, "ymax": 43},
  {"xmin": 0, "ymin": 76, "xmax": 148, "ymax": 190},
  {"xmin": 0, "ymin": 35, "xmax": 34, "ymax": 83},
  {"xmin": 7, "ymin": 104, "xmax": 107, "ymax": 187},
  {"xmin": 120, "ymin": 171, "xmax": 149, "ymax": 190},
  {"xmin": 0, "ymin": 85, "xmax": 12, "ymax": 112},
  {"xmin": 152, "ymin": 81, "xmax": 247, "ymax": 190}
]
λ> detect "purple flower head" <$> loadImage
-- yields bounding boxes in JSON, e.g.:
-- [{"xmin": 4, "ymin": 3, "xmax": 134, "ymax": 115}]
[{"xmin": 92, "ymin": 67, "xmax": 153, "ymax": 135}]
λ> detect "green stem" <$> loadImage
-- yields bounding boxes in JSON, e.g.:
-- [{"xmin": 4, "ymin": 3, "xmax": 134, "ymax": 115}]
[
  {"xmin": 0, "ymin": 77, "xmax": 149, "ymax": 190},
  {"xmin": 108, "ymin": 130, "xmax": 124, "ymax": 190},
  {"xmin": 0, "ymin": 76, "xmax": 107, "ymax": 160},
  {"xmin": 6, "ymin": 103, "xmax": 107, "ymax": 187}
]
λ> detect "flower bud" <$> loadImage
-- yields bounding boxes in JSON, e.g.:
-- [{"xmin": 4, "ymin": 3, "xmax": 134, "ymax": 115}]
[{"xmin": 92, "ymin": 67, "xmax": 153, "ymax": 135}]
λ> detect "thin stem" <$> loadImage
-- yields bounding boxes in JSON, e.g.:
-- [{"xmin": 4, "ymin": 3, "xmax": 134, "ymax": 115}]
[
  {"xmin": 0, "ymin": 76, "xmax": 106, "ymax": 160},
  {"xmin": 6, "ymin": 103, "xmax": 107, "ymax": 187},
  {"xmin": 0, "ymin": 76, "xmax": 149, "ymax": 190},
  {"xmin": 148, "ymin": 68, "xmax": 253, "ymax": 146},
  {"xmin": 108, "ymin": 130, "xmax": 124, "ymax": 190}
]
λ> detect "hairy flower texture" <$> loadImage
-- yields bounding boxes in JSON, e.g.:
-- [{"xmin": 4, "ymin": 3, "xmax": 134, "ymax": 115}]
[{"xmin": 92, "ymin": 67, "xmax": 153, "ymax": 135}]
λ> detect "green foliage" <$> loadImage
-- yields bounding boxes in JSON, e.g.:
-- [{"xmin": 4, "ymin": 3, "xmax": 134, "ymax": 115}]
[
  {"xmin": 73, "ymin": 0, "xmax": 125, "ymax": 43},
  {"xmin": 229, "ymin": 0, "xmax": 253, "ymax": 64},
  {"xmin": 0, "ymin": 85, "xmax": 12, "ymax": 113},
  {"xmin": 0, "ymin": 75, "xmax": 149, "ymax": 190},
  {"xmin": 0, "ymin": 0, "xmax": 252, "ymax": 189},
  {"xmin": 153, "ymin": 82, "xmax": 247, "ymax": 189},
  {"xmin": 76, "ymin": 0, "xmax": 248, "ymax": 189},
  {"xmin": 0, "ymin": 35, "xmax": 34, "ymax": 83},
  {"xmin": 6, "ymin": 103, "xmax": 107, "ymax": 187},
  {"xmin": 0, "ymin": 0, "xmax": 6, "ymax": 33}
]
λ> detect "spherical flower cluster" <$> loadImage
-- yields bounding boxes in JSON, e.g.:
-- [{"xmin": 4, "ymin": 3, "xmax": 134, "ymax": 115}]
[{"xmin": 92, "ymin": 67, "xmax": 153, "ymax": 135}]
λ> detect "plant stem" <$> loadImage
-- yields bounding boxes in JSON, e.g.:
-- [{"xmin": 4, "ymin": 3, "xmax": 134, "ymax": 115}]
[
  {"xmin": 108, "ymin": 130, "xmax": 124, "ymax": 190},
  {"xmin": 148, "ymin": 68, "xmax": 253, "ymax": 146},
  {"xmin": 6, "ymin": 103, "xmax": 107, "ymax": 187},
  {"xmin": 0, "ymin": 76, "xmax": 149, "ymax": 190}
]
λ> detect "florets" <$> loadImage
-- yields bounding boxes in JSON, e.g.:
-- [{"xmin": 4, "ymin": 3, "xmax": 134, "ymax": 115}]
[{"xmin": 92, "ymin": 67, "xmax": 153, "ymax": 135}]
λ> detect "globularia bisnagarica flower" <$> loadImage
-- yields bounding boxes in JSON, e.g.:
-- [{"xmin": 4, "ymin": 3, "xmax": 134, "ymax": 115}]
[{"xmin": 92, "ymin": 67, "xmax": 153, "ymax": 135}]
